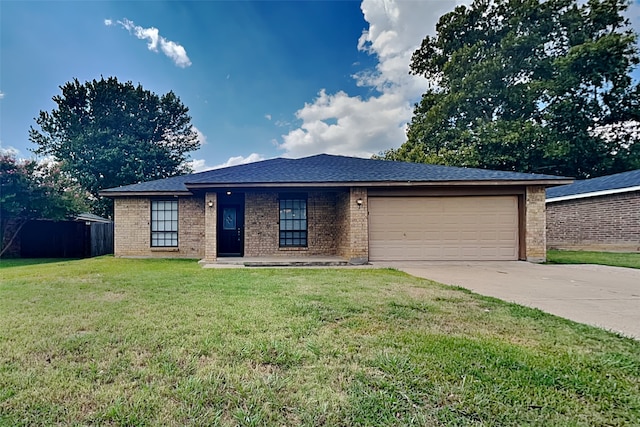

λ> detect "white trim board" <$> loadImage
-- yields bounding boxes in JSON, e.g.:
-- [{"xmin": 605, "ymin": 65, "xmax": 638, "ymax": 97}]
[{"xmin": 546, "ymin": 185, "xmax": 640, "ymax": 203}]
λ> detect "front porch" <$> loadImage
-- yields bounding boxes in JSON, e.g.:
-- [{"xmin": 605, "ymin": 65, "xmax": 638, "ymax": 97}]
[{"xmin": 203, "ymin": 188, "xmax": 369, "ymax": 264}]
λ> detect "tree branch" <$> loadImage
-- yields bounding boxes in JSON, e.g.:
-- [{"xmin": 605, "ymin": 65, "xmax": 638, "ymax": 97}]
[{"xmin": 0, "ymin": 219, "xmax": 28, "ymax": 258}]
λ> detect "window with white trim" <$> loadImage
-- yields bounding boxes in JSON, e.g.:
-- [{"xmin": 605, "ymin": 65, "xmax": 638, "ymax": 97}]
[
  {"xmin": 151, "ymin": 200, "xmax": 178, "ymax": 247},
  {"xmin": 279, "ymin": 196, "xmax": 307, "ymax": 247}
]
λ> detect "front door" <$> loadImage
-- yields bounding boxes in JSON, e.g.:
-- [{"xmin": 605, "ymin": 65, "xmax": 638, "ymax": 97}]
[{"xmin": 218, "ymin": 196, "xmax": 244, "ymax": 256}]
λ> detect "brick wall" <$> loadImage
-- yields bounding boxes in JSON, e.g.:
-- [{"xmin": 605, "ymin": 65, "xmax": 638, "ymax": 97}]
[
  {"xmin": 525, "ymin": 186, "xmax": 547, "ymax": 262},
  {"xmin": 114, "ymin": 197, "xmax": 148, "ymax": 256},
  {"xmin": 333, "ymin": 188, "xmax": 368, "ymax": 263},
  {"xmin": 113, "ymin": 196, "xmax": 204, "ymax": 258},
  {"xmin": 113, "ymin": 186, "xmax": 550, "ymax": 263},
  {"xmin": 335, "ymin": 191, "xmax": 351, "ymax": 258},
  {"xmin": 244, "ymin": 192, "xmax": 279, "ymax": 257},
  {"xmin": 244, "ymin": 191, "xmax": 340, "ymax": 257},
  {"xmin": 114, "ymin": 190, "xmax": 360, "ymax": 260},
  {"xmin": 348, "ymin": 187, "xmax": 368, "ymax": 263},
  {"xmin": 547, "ymin": 191, "xmax": 640, "ymax": 252},
  {"xmin": 178, "ymin": 197, "xmax": 206, "ymax": 257},
  {"xmin": 308, "ymin": 192, "xmax": 338, "ymax": 255}
]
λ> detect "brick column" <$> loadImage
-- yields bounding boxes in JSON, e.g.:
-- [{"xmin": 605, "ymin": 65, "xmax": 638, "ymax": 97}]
[
  {"xmin": 348, "ymin": 187, "xmax": 368, "ymax": 264},
  {"xmin": 525, "ymin": 186, "xmax": 546, "ymax": 263},
  {"xmin": 204, "ymin": 192, "xmax": 217, "ymax": 261}
]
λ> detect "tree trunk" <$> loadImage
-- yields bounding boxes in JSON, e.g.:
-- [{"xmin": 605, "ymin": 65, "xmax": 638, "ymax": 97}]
[{"xmin": 0, "ymin": 219, "xmax": 27, "ymax": 258}]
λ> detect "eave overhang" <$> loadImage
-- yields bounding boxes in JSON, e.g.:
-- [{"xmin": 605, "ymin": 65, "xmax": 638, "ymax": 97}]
[
  {"xmin": 184, "ymin": 179, "xmax": 573, "ymax": 189},
  {"xmin": 546, "ymin": 185, "xmax": 640, "ymax": 203},
  {"xmin": 99, "ymin": 190, "xmax": 193, "ymax": 198},
  {"xmin": 100, "ymin": 179, "xmax": 574, "ymax": 197}
]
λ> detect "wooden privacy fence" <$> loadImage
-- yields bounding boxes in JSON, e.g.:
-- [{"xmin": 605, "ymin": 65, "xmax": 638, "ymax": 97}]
[
  {"xmin": 87, "ymin": 222, "xmax": 114, "ymax": 257},
  {"xmin": 19, "ymin": 220, "xmax": 114, "ymax": 258}
]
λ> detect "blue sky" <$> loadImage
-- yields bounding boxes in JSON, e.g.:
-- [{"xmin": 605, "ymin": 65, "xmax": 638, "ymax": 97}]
[{"xmin": 2, "ymin": 0, "xmax": 640, "ymax": 171}]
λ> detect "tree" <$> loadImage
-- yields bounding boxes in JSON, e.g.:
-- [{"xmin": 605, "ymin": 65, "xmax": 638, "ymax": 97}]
[
  {"xmin": 0, "ymin": 153, "xmax": 88, "ymax": 257},
  {"xmin": 381, "ymin": 0, "xmax": 640, "ymax": 178},
  {"xmin": 30, "ymin": 77, "xmax": 200, "ymax": 217}
]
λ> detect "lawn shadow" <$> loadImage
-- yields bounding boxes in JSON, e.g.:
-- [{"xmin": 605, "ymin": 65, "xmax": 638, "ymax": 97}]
[{"xmin": 0, "ymin": 258, "xmax": 81, "ymax": 269}]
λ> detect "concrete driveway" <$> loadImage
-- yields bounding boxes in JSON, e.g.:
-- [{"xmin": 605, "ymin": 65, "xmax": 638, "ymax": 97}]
[{"xmin": 372, "ymin": 261, "xmax": 640, "ymax": 339}]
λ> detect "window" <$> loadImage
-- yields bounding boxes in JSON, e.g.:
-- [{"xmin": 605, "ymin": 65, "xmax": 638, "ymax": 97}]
[
  {"xmin": 279, "ymin": 197, "xmax": 307, "ymax": 247},
  {"xmin": 151, "ymin": 200, "xmax": 178, "ymax": 247}
]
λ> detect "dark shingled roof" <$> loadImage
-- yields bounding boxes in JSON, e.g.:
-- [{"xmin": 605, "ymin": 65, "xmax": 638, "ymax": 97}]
[
  {"xmin": 546, "ymin": 169, "xmax": 640, "ymax": 200},
  {"xmin": 101, "ymin": 154, "xmax": 570, "ymax": 195},
  {"xmin": 101, "ymin": 173, "xmax": 197, "ymax": 194}
]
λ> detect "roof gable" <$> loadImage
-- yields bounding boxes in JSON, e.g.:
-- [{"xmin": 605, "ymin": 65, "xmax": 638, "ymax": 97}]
[
  {"xmin": 546, "ymin": 169, "xmax": 640, "ymax": 201},
  {"xmin": 101, "ymin": 154, "xmax": 571, "ymax": 195}
]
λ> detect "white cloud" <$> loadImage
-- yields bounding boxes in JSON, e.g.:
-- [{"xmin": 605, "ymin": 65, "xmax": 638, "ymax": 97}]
[
  {"xmin": 190, "ymin": 153, "xmax": 265, "ymax": 172},
  {"xmin": 277, "ymin": 0, "xmax": 470, "ymax": 158},
  {"xmin": 0, "ymin": 91, "xmax": 5, "ymax": 100},
  {"xmin": 189, "ymin": 158, "xmax": 209, "ymax": 173},
  {"xmin": 192, "ymin": 126, "xmax": 208, "ymax": 146},
  {"xmin": 0, "ymin": 146, "xmax": 58, "ymax": 168},
  {"xmin": 108, "ymin": 18, "xmax": 191, "ymax": 68},
  {"xmin": 213, "ymin": 153, "xmax": 265, "ymax": 169},
  {"xmin": 0, "ymin": 146, "xmax": 20, "ymax": 157},
  {"xmin": 265, "ymin": 114, "xmax": 272, "ymax": 121}
]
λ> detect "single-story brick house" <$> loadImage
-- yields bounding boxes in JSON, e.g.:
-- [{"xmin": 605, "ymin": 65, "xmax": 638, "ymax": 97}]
[
  {"xmin": 546, "ymin": 169, "xmax": 640, "ymax": 252},
  {"xmin": 100, "ymin": 154, "xmax": 571, "ymax": 263}
]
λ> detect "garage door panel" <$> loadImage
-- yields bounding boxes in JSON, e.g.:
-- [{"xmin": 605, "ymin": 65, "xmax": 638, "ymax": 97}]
[
  {"xmin": 423, "ymin": 231, "xmax": 441, "ymax": 239},
  {"xmin": 379, "ymin": 245, "xmax": 413, "ymax": 259},
  {"xmin": 369, "ymin": 196, "xmax": 518, "ymax": 261},
  {"xmin": 461, "ymin": 231, "xmax": 480, "ymax": 239}
]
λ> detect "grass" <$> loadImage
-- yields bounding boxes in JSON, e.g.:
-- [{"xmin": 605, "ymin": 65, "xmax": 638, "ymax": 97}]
[
  {"xmin": 1, "ymin": 257, "xmax": 639, "ymax": 426},
  {"xmin": 547, "ymin": 250, "xmax": 640, "ymax": 269}
]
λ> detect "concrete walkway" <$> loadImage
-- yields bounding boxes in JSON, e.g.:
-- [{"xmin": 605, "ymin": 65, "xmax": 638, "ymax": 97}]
[
  {"xmin": 372, "ymin": 261, "xmax": 640, "ymax": 339},
  {"xmin": 200, "ymin": 256, "xmax": 355, "ymax": 268}
]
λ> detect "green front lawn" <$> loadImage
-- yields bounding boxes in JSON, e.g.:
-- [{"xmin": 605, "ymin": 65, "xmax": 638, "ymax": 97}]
[
  {"xmin": 0, "ymin": 258, "xmax": 78, "ymax": 269},
  {"xmin": 1, "ymin": 258, "xmax": 639, "ymax": 426},
  {"xmin": 547, "ymin": 249, "xmax": 640, "ymax": 269}
]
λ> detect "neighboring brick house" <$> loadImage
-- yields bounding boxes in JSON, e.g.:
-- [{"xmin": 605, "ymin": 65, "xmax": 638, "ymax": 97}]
[
  {"xmin": 100, "ymin": 154, "xmax": 570, "ymax": 263},
  {"xmin": 546, "ymin": 169, "xmax": 640, "ymax": 252}
]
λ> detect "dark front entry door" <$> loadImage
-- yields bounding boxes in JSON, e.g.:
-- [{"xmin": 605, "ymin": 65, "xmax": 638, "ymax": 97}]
[{"xmin": 218, "ymin": 201, "xmax": 244, "ymax": 256}]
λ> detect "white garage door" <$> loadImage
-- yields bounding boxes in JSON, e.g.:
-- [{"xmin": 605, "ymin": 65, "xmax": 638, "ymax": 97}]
[{"xmin": 369, "ymin": 196, "xmax": 519, "ymax": 261}]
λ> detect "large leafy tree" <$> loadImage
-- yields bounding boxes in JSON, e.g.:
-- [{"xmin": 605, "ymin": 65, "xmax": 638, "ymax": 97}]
[
  {"xmin": 30, "ymin": 77, "xmax": 200, "ymax": 216},
  {"xmin": 381, "ymin": 0, "xmax": 640, "ymax": 178},
  {"xmin": 0, "ymin": 153, "xmax": 88, "ymax": 257}
]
